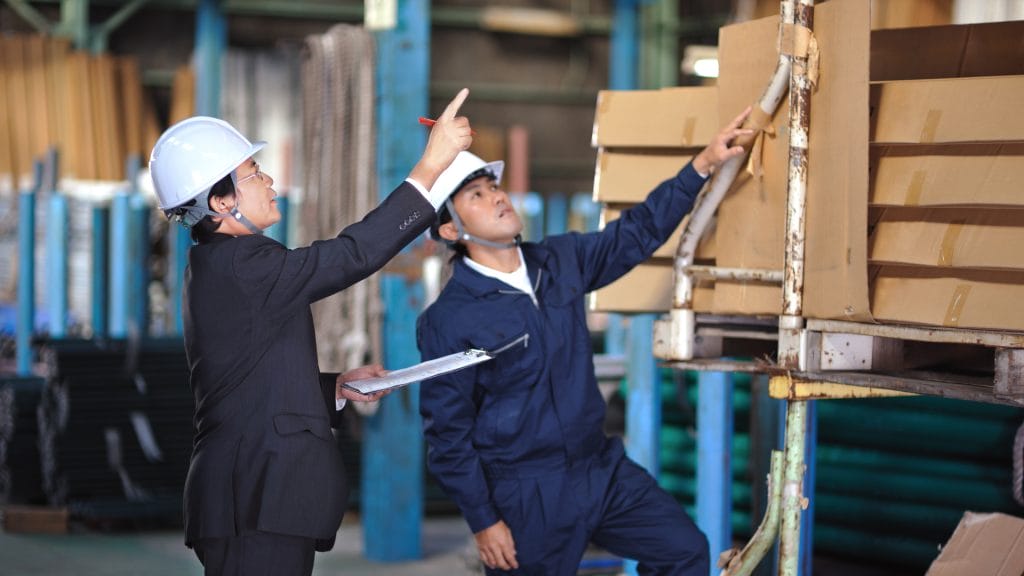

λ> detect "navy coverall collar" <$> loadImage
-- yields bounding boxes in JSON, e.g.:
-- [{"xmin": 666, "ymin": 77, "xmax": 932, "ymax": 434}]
[{"xmin": 450, "ymin": 243, "xmax": 550, "ymax": 299}]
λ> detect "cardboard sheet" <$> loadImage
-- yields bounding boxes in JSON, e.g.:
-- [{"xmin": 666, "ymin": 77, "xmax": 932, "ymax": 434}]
[{"xmin": 713, "ymin": 12, "xmax": 790, "ymax": 316}]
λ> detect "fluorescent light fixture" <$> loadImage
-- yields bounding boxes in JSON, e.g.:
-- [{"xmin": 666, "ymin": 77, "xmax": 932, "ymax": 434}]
[{"xmin": 682, "ymin": 45, "xmax": 719, "ymax": 78}]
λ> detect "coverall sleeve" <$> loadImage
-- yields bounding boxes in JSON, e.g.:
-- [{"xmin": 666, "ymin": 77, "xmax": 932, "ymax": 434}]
[
  {"xmin": 573, "ymin": 162, "xmax": 707, "ymax": 293},
  {"xmin": 231, "ymin": 181, "xmax": 434, "ymax": 316},
  {"xmin": 417, "ymin": 315, "xmax": 502, "ymax": 534}
]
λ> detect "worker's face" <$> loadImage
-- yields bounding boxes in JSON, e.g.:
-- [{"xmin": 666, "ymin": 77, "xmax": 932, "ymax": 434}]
[
  {"xmin": 232, "ymin": 158, "xmax": 280, "ymax": 230},
  {"xmin": 443, "ymin": 176, "xmax": 523, "ymax": 244}
]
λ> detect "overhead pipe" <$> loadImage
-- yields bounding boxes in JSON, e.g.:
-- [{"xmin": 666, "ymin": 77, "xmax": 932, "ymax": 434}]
[{"xmin": 656, "ymin": 0, "xmax": 795, "ymax": 362}]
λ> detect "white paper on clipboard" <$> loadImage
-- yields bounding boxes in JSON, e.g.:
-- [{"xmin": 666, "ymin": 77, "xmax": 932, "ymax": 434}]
[{"xmin": 338, "ymin": 348, "xmax": 493, "ymax": 403}]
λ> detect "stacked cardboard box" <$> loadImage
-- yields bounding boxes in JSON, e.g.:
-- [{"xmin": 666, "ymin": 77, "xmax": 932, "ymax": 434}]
[
  {"xmin": 804, "ymin": 1, "xmax": 1024, "ymax": 331},
  {"xmin": 588, "ymin": 87, "xmax": 718, "ymax": 312},
  {"xmin": 592, "ymin": 0, "xmax": 1024, "ymax": 332}
]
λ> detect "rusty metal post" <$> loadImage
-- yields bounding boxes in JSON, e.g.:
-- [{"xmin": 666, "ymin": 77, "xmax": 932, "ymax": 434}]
[
  {"xmin": 778, "ymin": 0, "xmax": 815, "ymax": 369},
  {"xmin": 779, "ymin": 399, "xmax": 808, "ymax": 576}
]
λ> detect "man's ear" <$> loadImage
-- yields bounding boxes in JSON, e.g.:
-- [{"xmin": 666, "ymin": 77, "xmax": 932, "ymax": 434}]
[{"xmin": 437, "ymin": 220, "xmax": 460, "ymax": 242}]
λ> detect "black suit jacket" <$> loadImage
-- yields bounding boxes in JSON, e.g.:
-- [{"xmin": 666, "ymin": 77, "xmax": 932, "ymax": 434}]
[{"xmin": 181, "ymin": 182, "xmax": 431, "ymax": 549}]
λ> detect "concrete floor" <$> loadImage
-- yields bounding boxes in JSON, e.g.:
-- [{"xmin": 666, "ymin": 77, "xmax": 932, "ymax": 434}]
[{"xmin": 0, "ymin": 516, "xmax": 484, "ymax": 576}]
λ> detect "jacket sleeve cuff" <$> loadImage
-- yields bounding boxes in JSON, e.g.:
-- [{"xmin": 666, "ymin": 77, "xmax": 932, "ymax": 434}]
[
  {"xmin": 678, "ymin": 162, "xmax": 708, "ymax": 185},
  {"xmin": 320, "ymin": 372, "xmax": 344, "ymax": 427},
  {"xmin": 463, "ymin": 502, "xmax": 502, "ymax": 535}
]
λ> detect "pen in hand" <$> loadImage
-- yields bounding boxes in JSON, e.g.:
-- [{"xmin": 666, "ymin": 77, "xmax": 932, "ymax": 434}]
[{"xmin": 419, "ymin": 116, "xmax": 477, "ymax": 135}]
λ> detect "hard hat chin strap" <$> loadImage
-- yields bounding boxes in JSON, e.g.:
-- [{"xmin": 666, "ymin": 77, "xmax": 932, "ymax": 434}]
[
  {"xmin": 169, "ymin": 187, "xmax": 264, "ymax": 236},
  {"xmin": 444, "ymin": 198, "xmax": 519, "ymax": 250}
]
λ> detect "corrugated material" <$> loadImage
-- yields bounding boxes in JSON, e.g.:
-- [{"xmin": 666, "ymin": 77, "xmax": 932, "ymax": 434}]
[
  {"xmin": 591, "ymin": 87, "xmax": 718, "ymax": 148},
  {"xmin": 869, "ymin": 143, "xmax": 1024, "ymax": 207},
  {"xmin": 869, "ymin": 207, "xmax": 1024, "ymax": 270},
  {"xmin": 593, "ymin": 149, "xmax": 697, "ymax": 203},
  {"xmin": 590, "ymin": 261, "xmax": 714, "ymax": 313},
  {"xmin": 602, "ymin": 206, "xmax": 716, "ymax": 260}
]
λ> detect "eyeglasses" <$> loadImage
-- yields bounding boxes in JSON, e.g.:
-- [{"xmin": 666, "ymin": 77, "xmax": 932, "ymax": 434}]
[{"xmin": 235, "ymin": 164, "xmax": 268, "ymax": 187}]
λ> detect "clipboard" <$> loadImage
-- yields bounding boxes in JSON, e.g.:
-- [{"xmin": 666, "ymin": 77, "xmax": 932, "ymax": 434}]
[{"xmin": 340, "ymin": 348, "xmax": 493, "ymax": 397}]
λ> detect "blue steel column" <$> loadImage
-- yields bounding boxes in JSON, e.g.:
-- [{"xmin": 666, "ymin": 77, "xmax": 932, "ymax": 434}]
[
  {"xmin": 697, "ymin": 371, "xmax": 734, "ymax": 565},
  {"xmin": 365, "ymin": 0, "xmax": 429, "ymax": 561},
  {"xmin": 124, "ymin": 157, "xmax": 148, "ymax": 336},
  {"xmin": 91, "ymin": 205, "xmax": 108, "ymax": 337},
  {"xmin": 610, "ymin": 0, "xmax": 639, "ymax": 90},
  {"xmin": 109, "ymin": 191, "xmax": 131, "ymax": 338},
  {"xmin": 45, "ymin": 194, "xmax": 68, "ymax": 338},
  {"xmin": 624, "ymin": 314, "xmax": 657, "ymax": 576},
  {"xmin": 16, "ymin": 162, "xmax": 43, "ymax": 374},
  {"xmin": 168, "ymin": 0, "xmax": 226, "ymax": 334},
  {"xmin": 544, "ymin": 193, "xmax": 568, "ymax": 236}
]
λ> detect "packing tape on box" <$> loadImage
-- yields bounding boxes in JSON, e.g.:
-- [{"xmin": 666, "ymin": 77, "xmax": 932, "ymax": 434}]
[
  {"xmin": 943, "ymin": 284, "xmax": 972, "ymax": 327},
  {"xmin": 681, "ymin": 117, "xmax": 697, "ymax": 146},
  {"xmin": 938, "ymin": 220, "xmax": 966, "ymax": 266},
  {"xmin": 904, "ymin": 170, "xmax": 926, "ymax": 206},
  {"xmin": 780, "ymin": 23, "xmax": 813, "ymax": 58},
  {"xmin": 920, "ymin": 110, "xmax": 942, "ymax": 143},
  {"xmin": 743, "ymin": 106, "xmax": 775, "ymax": 180}
]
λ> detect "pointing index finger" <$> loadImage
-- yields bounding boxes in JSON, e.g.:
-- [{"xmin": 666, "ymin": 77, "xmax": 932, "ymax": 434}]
[{"xmin": 439, "ymin": 88, "xmax": 469, "ymax": 120}]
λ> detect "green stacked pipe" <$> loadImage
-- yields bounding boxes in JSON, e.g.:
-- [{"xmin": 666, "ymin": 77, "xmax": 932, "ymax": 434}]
[{"xmin": 814, "ymin": 396, "xmax": 1024, "ymax": 570}]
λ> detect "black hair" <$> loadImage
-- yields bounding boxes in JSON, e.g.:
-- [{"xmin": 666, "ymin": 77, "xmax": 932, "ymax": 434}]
[
  {"xmin": 432, "ymin": 167, "xmax": 496, "ymax": 261},
  {"xmin": 190, "ymin": 173, "xmax": 236, "ymax": 244}
]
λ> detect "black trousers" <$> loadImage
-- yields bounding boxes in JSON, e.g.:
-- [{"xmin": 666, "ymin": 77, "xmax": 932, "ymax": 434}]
[{"xmin": 194, "ymin": 531, "xmax": 317, "ymax": 576}]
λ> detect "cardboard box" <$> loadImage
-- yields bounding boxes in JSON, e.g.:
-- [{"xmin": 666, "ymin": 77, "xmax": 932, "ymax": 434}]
[
  {"xmin": 869, "ymin": 207, "xmax": 1024, "ymax": 270},
  {"xmin": 601, "ymin": 207, "xmax": 716, "ymax": 260},
  {"xmin": 592, "ymin": 87, "xmax": 718, "ymax": 148},
  {"xmin": 871, "ymin": 266, "xmax": 1024, "ymax": 331},
  {"xmin": 870, "ymin": 143, "xmax": 1024, "ymax": 207},
  {"xmin": 870, "ymin": 76, "xmax": 1024, "ymax": 144},
  {"xmin": 593, "ymin": 149, "xmax": 698, "ymax": 203},
  {"xmin": 589, "ymin": 261, "xmax": 714, "ymax": 313},
  {"xmin": 926, "ymin": 512, "xmax": 1024, "ymax": 576}
]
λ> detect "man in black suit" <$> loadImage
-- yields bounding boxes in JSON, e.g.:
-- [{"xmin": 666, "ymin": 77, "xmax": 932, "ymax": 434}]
[{"xmin": 149, "ymin": 89, "xmax": 473, "ymax": 576}]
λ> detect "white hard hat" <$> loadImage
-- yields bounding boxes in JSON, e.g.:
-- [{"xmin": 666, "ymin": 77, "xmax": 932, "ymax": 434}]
[
  {"xmin": 428, "ymin": 151, "xmax": 504, "ymax": 208},
  {"xmin": 149, "ymin": 116, "xmax": 266, "ymax": 211}
]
